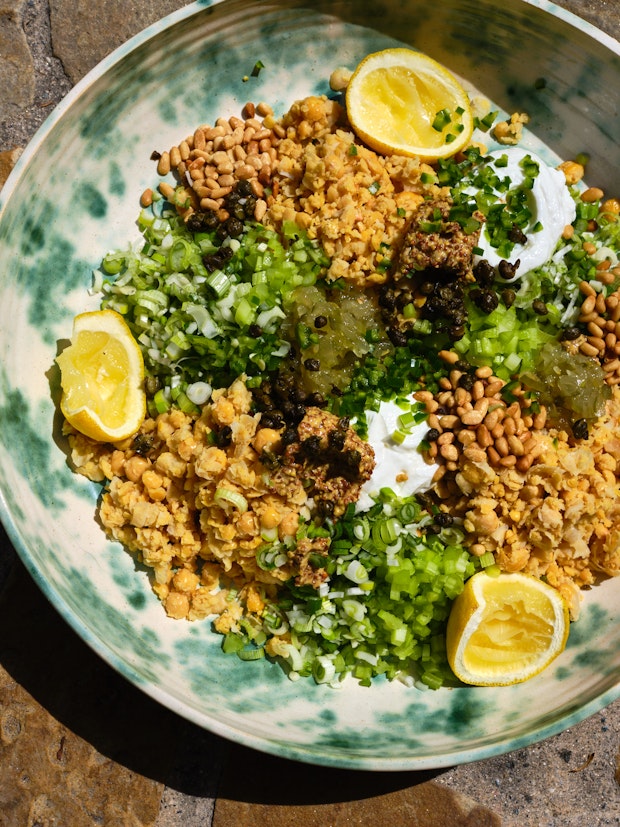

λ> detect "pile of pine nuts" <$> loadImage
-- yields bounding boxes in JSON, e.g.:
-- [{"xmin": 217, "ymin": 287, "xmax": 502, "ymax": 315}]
[
  {"xmin": 141, "ymin": 101, "xmax": 283, "ymax": 222},
  {"xmin": 415, "ymin": 354, "xmax": 549, "ymax": 496},
  {"xmin": 576, "ymin": 281, "xmax": 620, "ymax": 385}
]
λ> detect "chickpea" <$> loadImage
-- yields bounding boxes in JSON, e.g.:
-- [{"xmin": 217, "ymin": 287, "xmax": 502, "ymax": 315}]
[
  {"xmin": 260, "ymin": 506, "xmax": 281, "ymax": 530},
  {"xmin": 142, "ymin": 469, "xmax": 164, "ymax": 491},
  {"xmin": 124, "ymin": 455, "xmax": 150, "ymax": 483},
  {"xmin": 237, "ymin": 510, "xmax": 257, "ymax": 535},
  {"xmin": 110, "ymin": 449, "xmax": 126, "ymax": 476},
  {"xmin": 602, "ymin": 198, "xmax": 620, "ymax": 215},
  {"xmin": 165, "ymin": 591, "xmax": 190, "ymax": 619},
  {"xmin": 278, "ymin": 510, "xmax": 299, "ymax": 539},
  {"xmin": 252, "ymin": 427, "xmax": 282, "ymax": 454},
  {"xmin": 173, "ymin": 568, "xmax": 200, "ymax": 593},
  {"xmin": 558, "ymin": 160, "xmax": 584, "ymax": 185}
]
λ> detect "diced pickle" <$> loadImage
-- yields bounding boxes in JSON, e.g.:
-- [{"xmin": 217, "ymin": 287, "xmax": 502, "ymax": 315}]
[
  {"xmin": 523, "ymin": 341, "xmax": 611, "ymax": 423},
  {"xmin": 283, "ymin": 285, "xmax": 388, "ymax": 395}
]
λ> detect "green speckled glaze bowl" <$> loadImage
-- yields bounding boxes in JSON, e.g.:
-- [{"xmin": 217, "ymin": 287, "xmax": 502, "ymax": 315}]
[{"xmin": 1, "ymin": 0, "xmax": 620, "ymax": 770}]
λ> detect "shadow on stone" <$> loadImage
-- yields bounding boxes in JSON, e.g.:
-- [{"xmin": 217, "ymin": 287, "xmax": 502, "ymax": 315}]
[
  {"xmin": 0, "ymin": 535, "xmax": 451, "ymax": 809},
  {"xmin": 0, "ymin": 546, "xmax": 224, "ymax": 799}
]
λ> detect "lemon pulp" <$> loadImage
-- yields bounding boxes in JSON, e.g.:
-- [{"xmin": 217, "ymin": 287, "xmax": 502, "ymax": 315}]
[
  {"xmin": 462, "ymin": 580, "xmax": 557, "ymax": 675},
  {"xmin": 345, "ymin": 48, "xmax": 474, "ymax": 160},
  {"xmin": 56, "ymin": 309, "xmax": 146, "ymax": 442},
  {"xmin": 355, "ymin": 66, "xmax": 466, "ymax": 150},
  {"xmin": 446, "ymin": 571, "xmax": 569, "ymax": 686},
  {"xmin": 59, "ymin": 330, "xmax": 133, "ymax": 429}
]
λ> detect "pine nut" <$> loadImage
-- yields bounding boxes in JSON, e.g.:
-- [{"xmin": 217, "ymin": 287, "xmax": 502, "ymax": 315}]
[
  {"xmin": 157, "ymin": 151, "xmax": 171, "ymax": 176},
  {"xmin": 158, "ymin": 181, "xmax": 175, "ymax": 199},
  {"xmin": 438, "ymin": 349, "xmax": 459, "ymax": 364},
  {"xmin": 254, "ymin": 199, "xmax": 268, "ymax": 221},
  {"xmin": 487, "ymin": 446, "xmax": 501, "ymax": 465},
  {"xmin": 581, "ymin": 186, "xmax": 604, "ymax": 203},
  {"xmin": 440, "ymin": 444, "xmax": 459, "ymax": 462},
  {"xmin": 476, "ymin": 425, "xmax": 493, "ymax": 448},
  {"xmin": 461, "ymin": 409, "xmax": 484, "ymax": 426},
  {"xmin": 579, "ymin": 280, "xmax": 596, "ymax": 297},
  {"xmin": 494, "ymin": 436, "xmax": 509, "ymax": 457},
  {"xmin": 499, "ymin": 455, "xmax": 517, "ymax": 467},
  {"xmin": 457, "ymin": 430, "xmax": 477, "ymax": 446},
  {"xmin": 579, "ymin": 342, "xmax": 598, "ymax": 356},
  {"xmin": 516, "ymin": 454, "xmax": 534, "ymax": 473},
  {"xmin": 508, "ymin": 434, "xmax": 525, "ymax": 456}
]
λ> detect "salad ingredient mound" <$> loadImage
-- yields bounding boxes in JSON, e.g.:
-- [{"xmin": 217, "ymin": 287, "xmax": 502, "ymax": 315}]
[
  {"xmin": 59, "ymin": 49, "xmax": 620, "ymax": 689},
  {"xmin": 446, "ymin": 570, "xmax": 569, "ymax": 686},
  {"xmin": 345, "ymin": 48, "xmax": 474, "ymax": 160},
  {"xmin": 56, "ymin": 309, "xmax": 146, "ymax": 442}
]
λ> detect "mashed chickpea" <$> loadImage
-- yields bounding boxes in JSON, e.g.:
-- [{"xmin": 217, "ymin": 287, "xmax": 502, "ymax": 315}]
[{"xmin": 67, "ymin": 378, "xmax": 374, "ymax": 625}]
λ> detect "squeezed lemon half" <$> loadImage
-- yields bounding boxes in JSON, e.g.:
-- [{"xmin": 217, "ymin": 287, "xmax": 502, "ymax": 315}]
[
  {"xmin": 56, "ymin": 309, "xmax": 146, "ymax": 442},
  {"xmin": 446, "ymin": 571, "xmax": 569, "ymax": 686},
  {"xmin": 345, "ymin": 48, "xmax": 474, "ymax": 160}
]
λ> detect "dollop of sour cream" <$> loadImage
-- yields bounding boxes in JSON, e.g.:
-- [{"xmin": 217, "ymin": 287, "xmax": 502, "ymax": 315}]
[
  {"xmin": 474, "ymin": 147, "xmax": 576, "ymax": 278},
  {"xmin": 356, "ymin": 400, "xmax": 437, "ymax": 512}
]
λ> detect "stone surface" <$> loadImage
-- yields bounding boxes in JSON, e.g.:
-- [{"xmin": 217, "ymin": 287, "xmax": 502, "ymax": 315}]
[
  {"xmin": 0, "ymin": 147, "xmax": 22, "ymax": 189},
  {"xmin": 213, "ymin": 746, "xmax": 503, "ymax": 827},
  {"xmin": 2, "ymin": 1, "xmax": 620, "ymax": 826},
  {"xmin": 0, "ymin": 0, "xmax": 34, "ymax": 124},
  {"xmin": 49, "ymin": 0, "xmax": 188, "ymax": 84},
  {"xmin": 0, "ymin": 562, "xmax": 165, "ymax": 827}
]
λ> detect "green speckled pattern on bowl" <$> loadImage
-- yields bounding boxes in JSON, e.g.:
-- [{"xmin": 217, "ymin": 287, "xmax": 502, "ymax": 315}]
[{"xmin": 1, "ymin": 0, "xmax": 620, "ymax": 770}]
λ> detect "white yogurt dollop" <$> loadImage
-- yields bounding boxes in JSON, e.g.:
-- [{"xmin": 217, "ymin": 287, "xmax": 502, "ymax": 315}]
[
  {"xmin": 474, "ymin": 147, "xmax": 576, "ymax": 278},
  {"xmin": 356, "ymin": 400, "xmax": 437, "ymax": 513}
]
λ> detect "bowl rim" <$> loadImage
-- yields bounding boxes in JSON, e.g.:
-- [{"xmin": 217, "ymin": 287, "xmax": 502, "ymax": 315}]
[{"xmin": 1, "ymin": 0, "xmax": 620, "ymax": 770}]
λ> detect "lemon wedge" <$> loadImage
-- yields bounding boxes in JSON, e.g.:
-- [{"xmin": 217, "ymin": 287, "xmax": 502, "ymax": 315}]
[
  {"xmin": 56, "ymin": 309, "xmax": 146, "ymax": 442},
  {"xmin": 345, "ymin": 48, "xmax": 474, "ymax": 160},
  {"xmin": 446, "ymin": 571, "xmax": 569, "ymax": 686}
]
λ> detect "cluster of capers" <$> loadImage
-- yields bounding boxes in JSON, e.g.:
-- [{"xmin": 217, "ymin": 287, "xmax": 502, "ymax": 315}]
[
  {"xmin": 252, "ymin": 356, "xmax": 327, "ymax": 433},
  {"xmin": 186, "ymin": 180, "xmax": 258, "ymax": 271}
]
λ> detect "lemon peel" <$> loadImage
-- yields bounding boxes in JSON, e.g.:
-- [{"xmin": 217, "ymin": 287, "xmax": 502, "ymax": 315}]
[
  {"xmin": 56, "ymin": 308, "xmax": 146, "ymax": 442},
  {"xmin": 345, "ymin": 47, "xmax": 474, "ymax": 160},
  {"xmin": 446, "ymin": 570, "xmax": 569, "ymax": 686}
]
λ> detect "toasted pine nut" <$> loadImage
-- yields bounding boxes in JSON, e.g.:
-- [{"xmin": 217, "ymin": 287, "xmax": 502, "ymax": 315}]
[
  {"xmin": 439, "ymin": 349, "xmax": 459, "ymax": 364},
  {"xmin": 580, "ymin": 293, "xmax": 596, "ymax": 314},
  {"xmin": 461, "ymin": 409, "xmax": 484, "ymax": 426},
  {"xmin": 581, "ymin": 186, "xmax": 604, "ymax": 203},
  {"xmin": 580, "ymin": 279, "xmax": 597, "ymax": 296},
  {"xmin": 157, "ymin": 151, "xmax": 171, "ymax": 176}
]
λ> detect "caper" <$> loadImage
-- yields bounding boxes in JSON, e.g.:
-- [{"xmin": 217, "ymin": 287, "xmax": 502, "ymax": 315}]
[
  {"xmin": 458, "ymin": 373, "xmax": 475, "ymax": 391},
  {"xmin": 473, "ymin": 259, "xmax": 495, "ymax": 286},
  {"xmin": 144, "ymin": 375, "xmax": 161, "ymax": 397},
  {"xmin": 501, "ymin": 288, "xmax": 516, "ymax": 307},
  {"xmin": 225, "ymin": 216, "xmax": 244, "ymax": 237},
  {"xmin": 498, "ymin": 259, "xmax": 520, "ymax": 279},
  {"xmin": 572, "ymin": 418, "xmax": 589, "ymax": 440},
  {"xmin": 561, "ymin": 326, "xmax": 582, "ymax": 341},
  {"xmin": 237, "ymin": 179, "xmax": 253, "ymax": 196},
  {"xmin": 508, "ymin": 225, "xmax": 528, "ymax": 244},
  {"xmin": 387, "ymin": 327, "xmax": 408, "ymax": 347}
]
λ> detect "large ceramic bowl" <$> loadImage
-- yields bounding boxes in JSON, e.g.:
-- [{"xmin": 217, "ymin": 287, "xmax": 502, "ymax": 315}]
[{"xmin": 1, "ymin": 0, "xmax": 619, "ymax": 770}]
